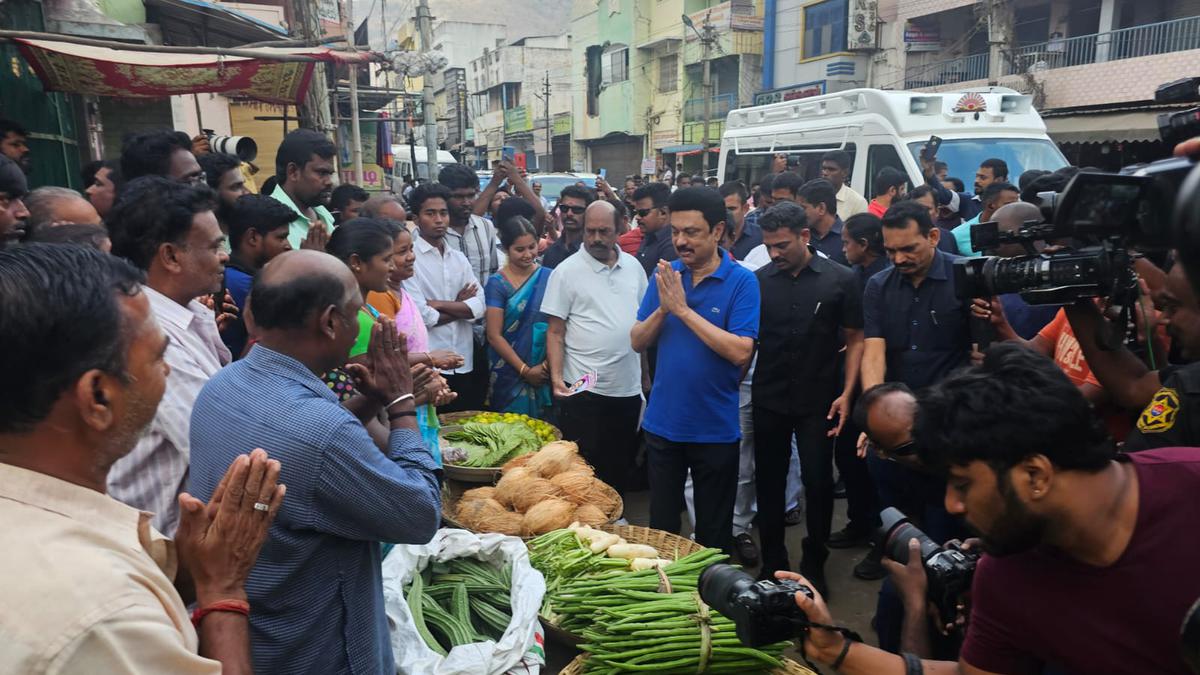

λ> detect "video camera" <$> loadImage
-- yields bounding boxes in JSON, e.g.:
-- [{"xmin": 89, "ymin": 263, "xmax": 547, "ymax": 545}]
[
  {"xmin": 878, "ymin": 508, "xmax": 980, "ymax": 630},
  {"xmin": 697, "ymin": 563, "xmax": 814, "ymax": 647},
  {"xmin": 955, "ymin": 78, "xmax": 1200, "ymax": 347}
]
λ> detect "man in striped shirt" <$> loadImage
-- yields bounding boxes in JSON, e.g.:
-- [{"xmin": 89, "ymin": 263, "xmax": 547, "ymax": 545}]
[{"xmin": 106, "ymin": 176, "xmax": 232, "ymax": 536}]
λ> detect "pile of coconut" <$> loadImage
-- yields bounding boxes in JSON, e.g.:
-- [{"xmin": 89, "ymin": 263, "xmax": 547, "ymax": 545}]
[{"xmin": 454, "ymin": 440, "xmax": 620, "ymax": 537}]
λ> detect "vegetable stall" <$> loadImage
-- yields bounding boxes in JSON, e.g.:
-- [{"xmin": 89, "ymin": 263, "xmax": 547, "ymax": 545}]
[{"xmin": 384, "ymin": 411, "xmax": 815, "ymax": 674}]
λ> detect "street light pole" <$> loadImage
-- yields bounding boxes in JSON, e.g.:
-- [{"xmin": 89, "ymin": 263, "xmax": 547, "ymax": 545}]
[
  {"xmin": 700, "ymin": 25, "xmax": 713, "ymax": 175},
  {"xmin": 416, "ymin": 0, "xmax": 439, "ymax": 181},
  {"xmin": 543, "ymin": 71, "xmax": 552, "ymax": 172}
]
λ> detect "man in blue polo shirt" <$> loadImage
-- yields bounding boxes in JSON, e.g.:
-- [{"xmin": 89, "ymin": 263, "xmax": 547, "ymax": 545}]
[{"xmin": 632, "ymin": 187, "xmax": 760, "ymax": 554}]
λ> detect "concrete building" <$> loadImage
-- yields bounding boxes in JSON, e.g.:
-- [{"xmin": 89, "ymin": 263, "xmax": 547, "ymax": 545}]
[
  {"xmin": 468, "ymin": 34, "xmax": 572, "ymax": 170},
  {"xmin": 757, "ymin": 0, "xmax": 876, "ymax": 104},
  {"xmin": 872, "ymin": 0, "xmax": 1200, "ymax": 168},
  {"xmin": 568, "ymin": 0, "xmax": 765, "ymax": 179}
]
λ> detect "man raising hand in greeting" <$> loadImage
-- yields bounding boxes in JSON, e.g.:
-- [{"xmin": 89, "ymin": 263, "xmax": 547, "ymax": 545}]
[{"xmin": 631, "ymin": 187, "xmax": 760, "ymax": 555}]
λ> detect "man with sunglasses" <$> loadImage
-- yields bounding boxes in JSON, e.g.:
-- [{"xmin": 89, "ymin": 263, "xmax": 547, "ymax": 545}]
[
  {"xmin": 542, "ymin": 184, "xmax": 596, "ymax": 269},
  {"xmin": 632, "ymin": 181, "xmax": 676, "ymax": 277}
]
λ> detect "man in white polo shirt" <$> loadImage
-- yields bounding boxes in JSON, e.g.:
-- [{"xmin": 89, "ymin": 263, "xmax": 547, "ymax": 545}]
[{"xmin": 543, "ymin": 201, "xmax": 648, "ymax": 496}]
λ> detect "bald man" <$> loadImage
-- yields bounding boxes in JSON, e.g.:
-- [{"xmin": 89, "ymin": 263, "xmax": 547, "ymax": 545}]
[
  {"xmin": 360, "ymin": 194, "xmax": 408, "ymax": 225},
  {"xmin": 980, "ymin": 201, "xmax": 1058, "ymax": 340},
  {"xmin": 25, "ymin": 186, "xmax": 101, "ymax": 235},
  {"xmin": 544, "ymin": 200, "xmax": 648, "ymax": 495},
  {"xmin": 188, "ymin": 250, "xmax": 441, "ymax": 674}
]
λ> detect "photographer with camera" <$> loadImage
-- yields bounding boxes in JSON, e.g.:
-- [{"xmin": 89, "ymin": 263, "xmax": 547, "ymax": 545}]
[{"xmin": 781, "ymin": 344, "xmax": 1200, "ymax": 674}]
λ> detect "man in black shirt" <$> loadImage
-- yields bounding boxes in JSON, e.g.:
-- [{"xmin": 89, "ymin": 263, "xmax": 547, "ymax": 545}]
[
  {"xmin": 797, "ymin": 179, "xmax": 848, "ymax": 265},
  {"xmin": 542, "ymin": 185, "xmax": 595, "ymax": 269},
  {"xmin": 752, "ymin": 201, "xmax": 864, "ymax": 594},
  {"xmin": 632, "ymin": 181, "xmax": 676, "ymax": 276}
]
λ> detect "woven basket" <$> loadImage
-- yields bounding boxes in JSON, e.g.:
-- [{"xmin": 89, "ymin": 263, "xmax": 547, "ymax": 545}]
[
  {"xmin": 437, "ymin": 410, "xmax": 564, "ymax": 440},
  {"xmin": 440, "ymin": 478, "xmax": 624, "ymax": 539},
  {"xmin": 558, "ymin": 653, "xmax": 818, "ymax": 674},
  {"xmin": 539, "ymin": 525, "xmax": 705, "ymax": 647}
]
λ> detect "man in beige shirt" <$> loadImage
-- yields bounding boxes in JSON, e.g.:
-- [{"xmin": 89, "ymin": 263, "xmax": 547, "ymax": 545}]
[
  {"xmin": 0, "ymin": 243, "xmax": 283, "ymax": 674},
  {"xmin": 820, "ymin": 150, "xmax": 869, "ymax": 220}
]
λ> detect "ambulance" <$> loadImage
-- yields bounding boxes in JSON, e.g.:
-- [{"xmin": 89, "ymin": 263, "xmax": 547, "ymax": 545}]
[{"xmin": 717, "ymin": 87, "xmax": 1068, "ymax": 196}]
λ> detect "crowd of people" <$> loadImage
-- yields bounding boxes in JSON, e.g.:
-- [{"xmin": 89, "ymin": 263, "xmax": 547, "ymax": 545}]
[{"xmin": 3, "ymin": 111, "xmax": 1200, "ymax": 675}]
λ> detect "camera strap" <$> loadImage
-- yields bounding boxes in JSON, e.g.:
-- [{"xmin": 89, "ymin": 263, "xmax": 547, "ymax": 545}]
[{"xmin": 797, "ymin": 622, "xmax": 865, "ymax": 673}]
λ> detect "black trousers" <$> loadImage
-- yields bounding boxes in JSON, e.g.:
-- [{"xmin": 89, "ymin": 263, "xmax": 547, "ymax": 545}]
[
  {"xmin": 646, "ymin": 432, "xmax": 739, "ymax": 554},
  {"xmin": 835, "ymin": 417, "xmax": 881, "ymax": 532},
  {"xmin": 753, "ymin": 406, "xmax": 835, "ymax": 575},
  {"xmin": 442, "ymin": 341, "xmax": 489, "ymax": 413},
  {"xmin": 558, "ymin": 391, "xmax": 642, "ymax": 496}
]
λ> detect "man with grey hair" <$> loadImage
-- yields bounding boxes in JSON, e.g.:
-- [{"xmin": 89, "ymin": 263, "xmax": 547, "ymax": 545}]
[
  {"xmin": 24, "ymin": 186, "xmax": 101, "ymax": 235},
  {"xmin": 360, "ymin": 193, "xmax": 407, "ymax": 224}
]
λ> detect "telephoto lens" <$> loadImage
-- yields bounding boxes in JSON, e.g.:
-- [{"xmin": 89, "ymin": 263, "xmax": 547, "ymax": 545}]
[
  {"xmin": 879, "ymin": 507, "xmax": 940, "ymax": 564},
  {"xmin": 698, "ymin": 563, "xmax": 814, "ymax": 647}
]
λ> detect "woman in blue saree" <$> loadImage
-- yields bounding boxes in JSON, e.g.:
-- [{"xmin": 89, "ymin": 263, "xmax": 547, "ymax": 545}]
[{"xmin": 484, "ymin": 216, "xmax": 553, "ymax": 418}]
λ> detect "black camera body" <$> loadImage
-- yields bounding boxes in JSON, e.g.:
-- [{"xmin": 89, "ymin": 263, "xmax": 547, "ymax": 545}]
[
  {"xmin": 698, "ymin": 563, "xmax": 814, "ymax": 647},
  {"xmin": 879, "ymin": 508, "xmax": 980, "ymax": 629}
]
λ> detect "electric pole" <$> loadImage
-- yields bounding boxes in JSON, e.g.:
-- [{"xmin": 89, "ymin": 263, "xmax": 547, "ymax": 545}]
[
  {"xmin": 342, "ymin": 0, "xmax": 363, "ymax": 185},
  {"xmin": 416, "ymin": 0, "xmax": 439, "ymax": 182},
  {"xmin": 699, "ymin": 19, "xmax": 716, "ymax": 175},
  {"xmin": 290, "ymin": 0, "xmax": 332, "ymax": 133},
  {"xmin": 543, "ymin": 71, "xmax": 552, "ymax": 172}
]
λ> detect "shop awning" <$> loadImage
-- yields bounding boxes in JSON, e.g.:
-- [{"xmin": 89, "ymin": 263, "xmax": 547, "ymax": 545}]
[
  {"xmin": 1042, "ymin": 109, "xmax": 1178, "ymax": 144},
  {"xmin": 14, "ymin": 38, "xmax": 372, "ymax": 105},
  {"xmin": 661, "ymin": 143, "xmax": 703, "ymax": 154}
]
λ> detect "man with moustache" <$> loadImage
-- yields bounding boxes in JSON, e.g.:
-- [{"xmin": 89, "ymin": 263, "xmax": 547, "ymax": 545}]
[
  {"xmin": 270, "ymin": 129, "xmax": 336, "ymax": 251},
  {"xmin": 632, "ymin": 181, "xmax": 675, "ymax": 276},
  {"xmin": 632, "ymin": 187, "xmax": 759, "ymax": 553},
  {"xmin": 861, "ymin": 200, "xmax": 969, "ymax": 543},
  {"xmin": 544, "ymin": 201, "xmax": 648, "ymax": 496},
  {"xmin": 0, "ymin": 155, "xmax": 30, "ymax": 247},
  {"xmin": 543, "ymin": 184, "xmax": 596, "ymax": 269},
  {"xmin": 105, "ymin": 177, "xmax": 232, "ymax": 535},
  {"xmin": 198, "ymin": 152, "xmax": 251, "ymax": 231},
  {"xmin": 783, "ymin": 344, "xmax": 1200, "ymax": 675}
]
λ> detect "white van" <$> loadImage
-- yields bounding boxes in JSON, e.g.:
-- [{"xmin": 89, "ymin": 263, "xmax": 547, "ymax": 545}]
[
  {"xmin": 718, "ymin": 87, "xmax": 1068, "ymax": 198},
  {"xmin": 392, "ymin": 145, "xmax": 460, "ymax": 181}
]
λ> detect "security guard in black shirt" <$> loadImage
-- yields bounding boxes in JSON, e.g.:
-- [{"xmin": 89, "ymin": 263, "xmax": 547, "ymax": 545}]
[{"xmin": 1066, "ymin": 260, "xmax": 1200, "ymax": 450}]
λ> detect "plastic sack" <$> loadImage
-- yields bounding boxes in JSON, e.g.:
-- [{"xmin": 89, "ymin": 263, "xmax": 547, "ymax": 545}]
[{"xmin": 383, "ymin": 528, "xmax": 547, "ymax": 675}]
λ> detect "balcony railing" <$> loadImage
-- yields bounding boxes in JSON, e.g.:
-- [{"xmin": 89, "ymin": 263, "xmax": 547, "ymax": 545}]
[
  {"xmin": 904, "ymin": 52, "xmax": 989, "ymax": 89},
  {"xmin": 1008, "ymin": 15, "xmax": 1200, "ymax": 74},
  {"xmin": 683, "ymin": 93, "xmax": 735, "ymax": 123}
]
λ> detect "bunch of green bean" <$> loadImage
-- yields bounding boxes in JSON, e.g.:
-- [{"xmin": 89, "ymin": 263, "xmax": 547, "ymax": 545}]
[
  {"xmin": 527, "ymin": 529, "xmax": 630, "ymax": 601},
  {"xmin": 406, "ymin": 557, "xmax": 515, "ymax": 655},
  {"xmin": 578, "ymin": 591, "xmax": 790, "ymax": 673},
  {"xmin": 548, "ymin": 548, "xmax": 729, "ymax": 631}
]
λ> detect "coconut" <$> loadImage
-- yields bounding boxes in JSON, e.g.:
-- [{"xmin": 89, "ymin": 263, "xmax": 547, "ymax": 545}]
[
  {"xmin": 585, "ymin": 479, "xmax": 621, "ymax": 517},
  {"xmin": 549, "ymin": 471, "xmax": 596, "ymax": 505},
  {"xmin": 521, "ymin": 497, "xmax": 576, "ymax": 536},
  {"xmin": 509, "ymin": 476, "xmax": 562, "ymax": 512},
  {"xmin": 493, "ymin": 467, "xmax": 534, "ymax": 507},
  {"xmin": 573, "ymin": 503, "xmax": 609, "ymax": 527},
  {"xmin": 456, "ymin": 497, "xmax": 506, "ymax": 526},
  {"xmin": 526, "ymin": 440, "xmax": 579, "ymax": 477},
  {"xmin": 568, "ymin": 457, "xmax": 594, "ymax": 476},
  {"xmin": 460, "ymin": 486, "xmax": 496, "ymax": 502},
  {"xmin": 474, "ymin": 509, "xmax": 524, "ymax": 536},
  {"xmin": 500, "ymin": 453, "xmax": 533, "ymax": 474}
]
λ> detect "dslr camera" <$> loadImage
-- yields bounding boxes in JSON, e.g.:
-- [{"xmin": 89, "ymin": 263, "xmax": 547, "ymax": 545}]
[
  {"xmin": 878, "ymin": 507, "xmax": 980, "ymax": 630},
  {"xmin": 698, "ymin": 563, "xmax": 814, "ymax": 647},
  {"xmin": 955, "ymin": 78, "xmax": 1200, "ymax": 346}
]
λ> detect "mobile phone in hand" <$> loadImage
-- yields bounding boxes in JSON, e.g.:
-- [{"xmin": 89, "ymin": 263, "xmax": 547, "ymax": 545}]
[{"xmin": 921, "ymin": 135, "xmax": 943, "ymax": 162}]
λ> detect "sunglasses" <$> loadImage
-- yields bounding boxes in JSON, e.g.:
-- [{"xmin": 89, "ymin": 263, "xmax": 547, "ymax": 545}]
[
  {"xmin": 635, "ymin": 207, "xmax": 660, "ymax": 218},
  {"xmin": 558, "ymin": 204, "xmax": 586, "ymax": 214}
]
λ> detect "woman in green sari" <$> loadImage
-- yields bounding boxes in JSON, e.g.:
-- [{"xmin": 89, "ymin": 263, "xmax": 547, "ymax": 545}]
[{"xmin": 484, "ymin": 216, "xmax": 553, "ymax": 418}]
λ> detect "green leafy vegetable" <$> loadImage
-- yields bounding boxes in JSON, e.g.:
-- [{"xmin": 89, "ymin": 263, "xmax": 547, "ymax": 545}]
[{"xmin": 444, "ymin": 422, "xmax": 541, "ymax": 467}]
